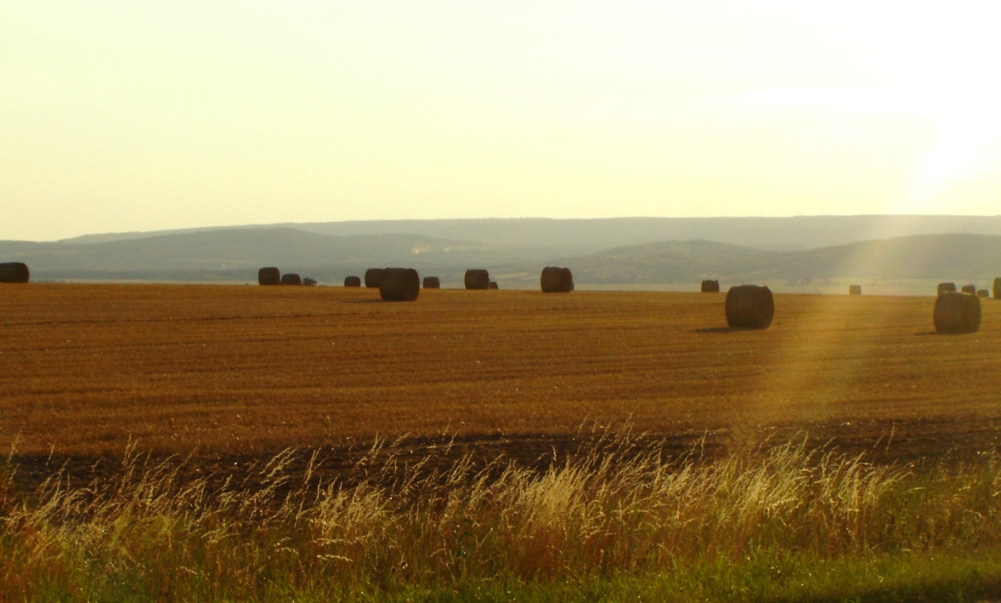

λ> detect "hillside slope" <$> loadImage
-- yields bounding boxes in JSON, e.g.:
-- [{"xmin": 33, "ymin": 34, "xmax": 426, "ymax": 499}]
[
  {"xmin": 539, "ymin": 234, "xmax": 1001, "ymax": 288},
  {"xmin": 3, "ymin": 225, "xmax": 1000, "ymax": 288},
  {"xmin": 56, "ymin": 215, "xmax": 1001, "ymax": 253}
]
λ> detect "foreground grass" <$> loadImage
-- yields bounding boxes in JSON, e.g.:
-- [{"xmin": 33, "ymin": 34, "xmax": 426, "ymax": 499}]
[{"xmin": 3, "ymin": 433, "xmax": 1001, "ymax": 601}]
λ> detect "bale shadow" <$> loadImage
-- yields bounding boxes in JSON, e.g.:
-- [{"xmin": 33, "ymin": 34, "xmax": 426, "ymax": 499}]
[
  {"xmin": 695, "ymin": 326, "xmax": 765, "ymax": 334},
  {"xmin": 915, "ymin": 331, "xmax": 979, "ymax": 336}
]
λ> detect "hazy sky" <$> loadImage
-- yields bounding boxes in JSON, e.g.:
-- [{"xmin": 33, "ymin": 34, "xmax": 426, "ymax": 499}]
[{"xmin": 4, "ymin": 2, "xmax": 1001, "ymax": 241}]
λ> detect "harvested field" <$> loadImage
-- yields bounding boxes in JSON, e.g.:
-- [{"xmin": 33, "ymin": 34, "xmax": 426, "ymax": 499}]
[{"xmin": 1, "ymin": 283, "xmax": 1000, "ymax": 486}]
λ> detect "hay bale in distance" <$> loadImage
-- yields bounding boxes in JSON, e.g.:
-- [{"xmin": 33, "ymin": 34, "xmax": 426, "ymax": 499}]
[
  {"xmin": 379, "ymin": 268, "xmax": 420, "ymax": 301},
  {"xmin": 280, "ymin": 273, "xmax": 302, "ymax": 286},
  {"xmin": 464, "ymin": 269, "xmax": 490, "ymax": 290},
  {"xmin": 961, "ymin": 284, "xmax": 977, "ymax": 295},
  {"xmin": 365, "ymin": 268, "xmax": 387, "ymax": 288},
  {"xmin": 488, "ymin": 281, "xmax": 499, "ymax": 290},
  {"xmin": 258, "ymin": 267, "xmax": 281, "ymax": 286},
  {"xmin": 344, "ymin": 276, "xmax": 362, "ymax": 287},
  {"xmin": 937, "ymin": 282, "xmax": 956, "ymax": 295},
  {"xmin": 849, "ymin": 285, "xmax": 862, "ymax": 295},
  {"xmin": 994, "ymin": 277, "xmax": 1001, "ymax": 300},
  {"xmin": 423, "ymin": 276, "xmax": 441, "ymax": 289},
  {"xmin": 977, "ymin": 289, "xmax": 989, "ymax": 298},
  {"xmin": 934, "ymin": 291, "xmax": 981, "ymax": 333},
  {"xmin": 700, "ymin": 279, "xmax": 720, "ymax": 293},
  {"xmin": 725, "ymin": 285, "xmax": 774, "ymax": 329},
  {"xmin": 541, "ymin": 267, "xmax": 574, "ymax": 293},
  {"xmin": 0, "ymin": 262, "xmax": 30, "ymax": 283}
]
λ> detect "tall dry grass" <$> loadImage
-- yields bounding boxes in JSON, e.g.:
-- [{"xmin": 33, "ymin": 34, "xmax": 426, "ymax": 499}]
[{"xmin": 2, "ymin": 431, "xmax": 1001, "ymax": 600}]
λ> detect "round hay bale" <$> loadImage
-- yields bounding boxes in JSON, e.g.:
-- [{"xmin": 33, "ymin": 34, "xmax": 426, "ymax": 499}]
[
  {"xmin": 280, "ymin": 273, "xmax": 302, "ymax": 286},
  {"xmin": 849, "ymin": 285, "xmax": 862, "ymax": 295},
  {"xmin": 541, "ymin": 267, "xmax": 574, "ymax": 293},
  {"xmin": 937, "ymin": 282, "xmax": 956, "ymax": 295},
  {"xmin": 488, "ymin": 281, "xmax": 499, "ymax": 290},
  {"xmin": 258, "ymin": 267, "xmax": 281, "ymax": 286},
  {"xmin": 977, "ymin": 289, "xmax": 989, "ymax": 298},
  {"xmin": 994, "ymin": 277, "xmax": 1001, "ymax": 300},
  {"xmin": 700, "ymin": 279, "xmax": 720, "ymax": 293},
  {"xmin": 379, "ymin": 268, "xmax": 420, "ymax": 302},
  {"xmin": 725, "ymin": 285, "xmax": 774, "ymax": 329},
  {"xmin": 423, "ymin": 276, "xmax": 441, "ymax": 289},
  {"xmin": 933, "ymin": 291, "xmax": 981, "ymax": 333},
  {"xmin": 961, "ymin": 284, "xmax": 977, "ymax": 295},
  {"xmin": 344, "ymin": 276, "xmax": 362, "ymax": 287},
  {"xmin": 464, "ymin": 269, "xmax": 490, "ymax": 290},
  {"xmin": 365, "ymin": 268, "xmax": 387, "ymax": 288},
  {"xmin": 0, "ymin": 262, "xmax": 30, "ymax": 283}
]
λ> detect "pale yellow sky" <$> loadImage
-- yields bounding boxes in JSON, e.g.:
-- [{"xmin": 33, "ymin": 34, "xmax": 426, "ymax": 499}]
[{"xmin": 3, "ymin": 1, "xmax": 1000, "ymax": 241}]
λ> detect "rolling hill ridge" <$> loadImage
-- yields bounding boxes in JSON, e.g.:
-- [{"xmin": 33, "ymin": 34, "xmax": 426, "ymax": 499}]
[{"xmin": 2, "ymin": 217, "xmax": 1000, "ymax": 290}]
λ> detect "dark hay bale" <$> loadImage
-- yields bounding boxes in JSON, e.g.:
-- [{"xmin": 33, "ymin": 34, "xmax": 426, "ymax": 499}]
[
  {"xmin": 344, "ymin": 276, "xmax": 362, "ymax": 287},
  {"xmin": 379, "ymin": 268, "xmax": 420, "ymax": 302},
  {"xmin": 934, "ymin": 291, "xmax": 981, "ymax": 333},
  {"xmin": 700, "ymin": 279, "xmax": 720, "ymax": 293},
  {"xmin": 280, "ymin": 274, "xmax": 302, "ymax": 286},
  {"xmin": 994, "ymin": 277, "xmax": 1001, "ymax": 300},
  {"xmin": 725, "ymin": 285, "xmax": 774, "ymax": 329},
  {"xmin": 0, "ymin": 262, "xmax": 30, "ymax": 283},
  {"xmin": 961, "ymin": 284, "xmax": 977, "ymax": 295},
  {"xmin": 365, "ymin": 268, "xmax": 387, "ymax": 288},
  {"xmin": 423, "ymin": 276, "xmax": 441, "ymax": 289},
  {"xmin": 977, "ymin": 290, "xmax": 989, "ymax": 298},
  {"xmin": 937, "ymin": 282, "xmax": 956, "ymax": 295},
  {"xmin": 464, "ymin": 269, "xmax": 490, "ymax": 290},
  {"xmin": 541, "ymin": 267, "xmax": 574, "ymax": 293},
  {"xmin": 488, "ymin": 281, "xmax": 499, "ymax": 290},
  {"xmin": 849, "ymin": 285, "xmax": 862, "ymax": 295},
  {"xmin": 258, "ymin": 267, "xmax": 281, "ymax": 286}
]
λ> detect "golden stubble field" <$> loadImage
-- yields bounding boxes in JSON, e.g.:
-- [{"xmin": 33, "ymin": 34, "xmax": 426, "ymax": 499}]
[{"xmin": 1, "ymin": 283, "xmax": 999, "ymax": 469}]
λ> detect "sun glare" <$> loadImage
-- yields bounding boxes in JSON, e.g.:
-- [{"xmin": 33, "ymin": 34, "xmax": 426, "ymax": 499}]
[{"xmin": 902, "ymin": 99, "xmax": 1001, "ymax": 213}]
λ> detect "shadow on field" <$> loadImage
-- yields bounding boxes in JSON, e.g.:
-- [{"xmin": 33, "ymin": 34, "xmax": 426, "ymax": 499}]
[
  {"xmin": 694, "ymin": 326, "xmax": 750, "ymax": 334},
  {"xmin": 915, "ymin": 331, "xmax": 978, "ymax": 337}
]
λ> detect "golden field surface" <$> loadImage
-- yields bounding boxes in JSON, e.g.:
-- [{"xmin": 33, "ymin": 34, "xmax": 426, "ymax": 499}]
[{"xmin": 1, "ymin": 283, "xmax": 999, "ymax": 470}]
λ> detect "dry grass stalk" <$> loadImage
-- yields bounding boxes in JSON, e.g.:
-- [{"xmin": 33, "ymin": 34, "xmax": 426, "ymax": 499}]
[{"xmin": 10, "ymin": 429, "xmax": 998, "ymax": 598}]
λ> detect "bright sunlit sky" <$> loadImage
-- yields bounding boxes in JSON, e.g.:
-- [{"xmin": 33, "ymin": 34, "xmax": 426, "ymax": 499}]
[{"xmin": 3, "ymin": 1, "xmax": 1001, "ymax": 241}]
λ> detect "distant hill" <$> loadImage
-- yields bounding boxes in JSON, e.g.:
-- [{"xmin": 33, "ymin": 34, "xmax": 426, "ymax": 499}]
[
  {"xmin": 533, "ymin": 234, "xmax": 1001, "ymax": 288},
  {"xmin": 538, "ymin": 240, "xmax": 788, "ymax": 285},
  {"xmin": 1, "ymin": 227, "xmax": 561, "ymax": 284},
  {"xmin": 2, "ymin": 217, "xmax": 1000, "ymax": 289},
  {"xmin": 761, "ymin": 234, "xmax": 1001, "ymax": 281},
  {"xmin": 54, "ymin": 215, "xmax": 1001, "ymax": 253}
]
